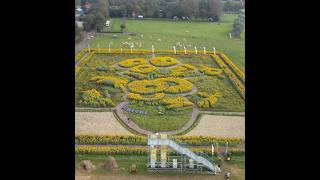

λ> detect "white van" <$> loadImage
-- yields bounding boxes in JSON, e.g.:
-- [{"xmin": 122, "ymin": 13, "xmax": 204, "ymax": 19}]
[{"xmin": 105, "ymin": 20, "xmax": 111, "ymax": 27}]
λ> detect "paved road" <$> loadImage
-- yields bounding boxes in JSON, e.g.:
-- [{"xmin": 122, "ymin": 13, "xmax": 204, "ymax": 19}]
[{"xmin": 75, "ymin": 31, "xmax": 95, "ymax": 54}]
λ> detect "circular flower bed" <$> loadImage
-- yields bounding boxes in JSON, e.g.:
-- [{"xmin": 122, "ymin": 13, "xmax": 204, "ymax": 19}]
[
  {"xmin": 150, "ymin": 56, "xmax": 179, "ymax": 67},
  {"xmin": 127, "ymin": 77, "xmax": 193, "ymax": 94},
  {"xmin": 118, "ymin": 58, "xmax": 147, "ymax": 68},
  {"xmin": 159, "ymin": 96, "xmax": 193, "ymax": 109},
  {"xmin": 128, "ymin": 92, "xmax": 166, "ymax": 101},
  {"xmin": 130, "ymin": 64, "xmax": 157, "ymax": 74}
]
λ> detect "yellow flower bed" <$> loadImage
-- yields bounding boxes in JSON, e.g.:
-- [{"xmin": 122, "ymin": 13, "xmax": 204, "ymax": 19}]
[
  {"xmin": 77, "ymin": 51, "xmax": 95, "ymax": 66},
  {"xmin": 90, "ymin": 76, "xmax": 128, "ymax": 92},
  {"xmin": 212, "ymin": 54, "xmax": 245, "ymax": 99},
  {"xmin": 170, "ymin": 64, "xmax": 197, "ymax": 77},
  {"xmin": 75, "ymin": 135, "xmax": 244, "ymax": 145},
  {"xmin": 128, "ymin": 92, "xmax": 166, "ymax": 101},
  {"xmin": 84, "ymin": 89, "xmax": 101, "ymax": 99},
  {"xmin": 75, "ymin": 146, "xmax": 147, "ymax": 155},
  {"xmin": 127, "ymin": 77, "xmax": 193, "ymax": 94},
  {"xmin": 199, "ymin": 65, "xmax": 223, "ymax": 76},
  {"xmin": 75, "ymin": 49, "xmax": 87, "ymax": 62},
  {"xmin": 130, "ymin": 64, "xmax": 157, "ymax": 74},
  {"xmin": 160, "ymin": 96, "xmax": 193, "ymax": 109},
  {"xmin": 150, "ymin": 56, "xmax": 179, "ymax": 67},
  {"xmin": 118, "ymin": 58, "xmax": 147, "ymax": 68},
  {"xmin": 220, "ymin": 53, "xmax": 245, "ymax": 82},
  {"xmin": 197, "ymin": 92, "xmax": 221, "ymax": 108},
  {"xmin": 79, "ymin": 89, "xmax": 115, "ymax": 107},
  {"xmin": 75, "ymin": 145, "xmax": 244, "ymax": 155}
]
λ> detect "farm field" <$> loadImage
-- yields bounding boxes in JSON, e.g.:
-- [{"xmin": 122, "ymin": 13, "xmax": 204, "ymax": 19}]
[
  {"xmin": 89, "ymin": 14, "xmax": 245, "ymax": 70},
  {"xmin": 184, "ymin": 115, "xmax": 245, "ymax": 139},
  {"xmin": 75, "ymin": 112, "xmax": 133, "ymax": 136}
]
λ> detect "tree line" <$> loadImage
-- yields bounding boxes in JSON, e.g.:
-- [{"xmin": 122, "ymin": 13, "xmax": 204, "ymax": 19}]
[
  {"xmin": 75, "ymin": 0, "xmax": 244, "ymax": 37},
  {"xmin": 109, "ymin": 0, "xmax": 224, "ymax": 21}
]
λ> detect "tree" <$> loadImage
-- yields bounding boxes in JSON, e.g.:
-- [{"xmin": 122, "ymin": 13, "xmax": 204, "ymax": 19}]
[
  {"xmin": 199, "ymin": 0, "xmax": 208, "ymax": 19},
  {"xmin": 83, "ymin": 13, "xmax": 95, "ymax": 31},
  {"xmin": 94, "ymin": 11, "xmax": 106, "ymax": 32},
  {"xmin": 120, "ymin": 23, "xmax": 126, "ymax": 32},
  {"xmin": 75, "ymin": 0, "xmax": 81, "ymax": 7},
  {"xmin": 97, "ymin": 0, "xmax": 110, "ymax": 18},
  {"xmin": 232, "ymin": 13, "xmax": 245, "ymax": 38},
  {"xmin": 224, "ymin": 0, "xmax": 242, "ymax": 13},
  {"xmin": 75, "ymin": 21, "xmax": 80, "ymax": 40},
  {"xmin": 207, "ymin": 0, "xmax": 223, "ymax": 21}
]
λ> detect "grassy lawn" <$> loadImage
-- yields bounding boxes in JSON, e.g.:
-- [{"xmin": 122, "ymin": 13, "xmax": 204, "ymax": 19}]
[
  {"xmin": 89, "ymin": 15, "xmax": 245, "ymax": 70},
  {"xmin": 75, "ymin": 154, "xmax": 245, "ymax": 179},
  {"xmin": 75, "ymin": 154, "xmax": 149, "ymax": 175},
  {"xmin": 228, "ymin": 155, "xmax": 245, "ymax": 169},
  {"xmin": 174, "ymin": 55, "xmax": 218, "ymax": 68},
  {"xmin": 125, "ymin": 102, "xmax": 193, "ymax": 132}
]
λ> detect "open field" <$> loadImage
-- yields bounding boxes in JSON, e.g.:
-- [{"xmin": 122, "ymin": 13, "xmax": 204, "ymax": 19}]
[
  {"xmin": 89, "ymin": 15, "xmax": 245, "ymax": 70},
  {"xmin": 75, "ymin": 112, "xmax": 133, "ymax": 135},
  {"xmin": 75, "ymin": 154, "xmax": 245, "ymax": 180},
  {"xmin": 185, "ymin": 115, "xmax": 245, "ymax": 139}
]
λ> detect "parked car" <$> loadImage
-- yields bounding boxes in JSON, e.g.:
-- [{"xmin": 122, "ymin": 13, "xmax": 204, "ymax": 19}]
[
  {"xmin": 137, "ymin": 15, "xmax": 143, "ymax": 19},
  {"xmin": 105, "ymin": 20, "xmax": 111, "ymax": 27}
]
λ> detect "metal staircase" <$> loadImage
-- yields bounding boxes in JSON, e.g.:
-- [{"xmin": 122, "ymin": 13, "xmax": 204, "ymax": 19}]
[{"xmin": 148, "ymin": 136, "xmax": 221, "ymax": 174}]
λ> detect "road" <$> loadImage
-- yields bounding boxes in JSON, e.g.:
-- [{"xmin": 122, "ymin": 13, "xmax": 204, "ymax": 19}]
[{"xmin": 75, "ymin": 31, "xmax": 95, "ymax": 54}]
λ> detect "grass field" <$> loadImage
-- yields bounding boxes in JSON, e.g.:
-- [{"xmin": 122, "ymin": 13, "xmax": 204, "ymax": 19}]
[
  {"xmin": 75, "ymin": 154, "xmax": 245, "ymax": 179},
  {"xmin": 125, "ymin": 102, "xmax": 193, "ymax": 132},
  {"xmin": 89, "ymin": 15, "xmax": 245, "ymax": 70}
]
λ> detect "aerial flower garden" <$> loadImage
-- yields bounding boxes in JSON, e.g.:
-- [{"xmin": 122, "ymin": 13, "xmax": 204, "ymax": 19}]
[{"xmin": 75, "ymin": 49, "xmax": 245, "ymax": 133}]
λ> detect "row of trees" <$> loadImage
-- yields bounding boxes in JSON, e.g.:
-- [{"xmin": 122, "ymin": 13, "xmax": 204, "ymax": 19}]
[
  {"xmin": 109, "ymin": 0, "xmax": 224, "ymax": 21},
  {"xmin": 224, "ymin": 0, "xmax": 244, "ymax": 13},
  {"xmin": 80, "ymin": 0, "xmax": 110, "ymax": 32}
]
